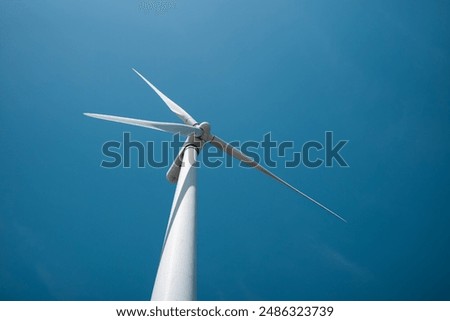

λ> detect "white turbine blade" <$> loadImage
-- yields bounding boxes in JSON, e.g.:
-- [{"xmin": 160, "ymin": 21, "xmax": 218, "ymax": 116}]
[
  {"xmin": 211, "ymin": 136, "xmax": 347, "ymax": 223},
  {"xmin": 132, "ymin": 68, "xmax": 198, "ymax": 126},
  {"xmin": 84, "ymin": 113, "xmax": 203, "ymax": 137}
]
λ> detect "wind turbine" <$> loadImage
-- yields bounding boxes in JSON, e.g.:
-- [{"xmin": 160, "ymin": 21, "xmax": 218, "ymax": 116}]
[{"xmin": 84, "ymin": 68, "xmax": 346, "ymax": 301}]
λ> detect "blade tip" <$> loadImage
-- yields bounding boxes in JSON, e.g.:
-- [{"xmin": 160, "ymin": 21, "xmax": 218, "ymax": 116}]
[
  {"xmin": 335, "ymin": 214, "xmax": 347, "ymax": 223},
  {"xmin": 131, "ymin": 68, "xmax": 141, "ymax": 76}
]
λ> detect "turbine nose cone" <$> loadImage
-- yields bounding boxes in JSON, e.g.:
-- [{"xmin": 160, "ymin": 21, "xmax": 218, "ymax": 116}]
[
  {"xmin": 199, "ymin": 122, "xmax": 210, "ymax": 132},
  {"xmin": 198, "ymin": 122, "xmax": 212, "ymax": 141}
]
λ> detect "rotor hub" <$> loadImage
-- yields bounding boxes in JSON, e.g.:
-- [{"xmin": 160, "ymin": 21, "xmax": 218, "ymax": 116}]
[{"xmin": 198, "ymin": 122, "xmax": 213, "ymax": 141}]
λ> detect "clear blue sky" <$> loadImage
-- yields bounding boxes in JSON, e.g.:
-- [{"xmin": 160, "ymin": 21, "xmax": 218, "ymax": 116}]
[{"xmin": 1, "ymin": 0, "xmax": 449, "ymax": 300}]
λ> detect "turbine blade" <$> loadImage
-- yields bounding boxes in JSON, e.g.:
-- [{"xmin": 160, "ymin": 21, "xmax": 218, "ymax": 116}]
[
  {"xmin": 132, "ymin": 68, "xmax": 198, "ymax": 126},
  {"xmin": 210, "ymin": 135, "xmax": 346, "ymax": 223},
  {"xmin": 84, "ymin": 113, "xmax": 203, "ymax": 137}
]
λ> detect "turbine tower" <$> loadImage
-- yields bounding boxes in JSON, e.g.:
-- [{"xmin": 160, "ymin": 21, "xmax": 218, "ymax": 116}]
[{"xmin": 84, "ymin": 69, "xmax": 346, "ymax": 301}]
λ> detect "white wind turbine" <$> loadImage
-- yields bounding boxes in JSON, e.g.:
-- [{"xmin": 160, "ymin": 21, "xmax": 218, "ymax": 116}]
[{"xmin": 84, "ymin": 69, "xmax": 346, "ymax": 301}]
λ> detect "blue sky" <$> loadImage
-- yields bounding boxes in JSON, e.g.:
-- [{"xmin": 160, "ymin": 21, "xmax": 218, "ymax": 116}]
[{"xmin": 1, "ymin": 0, "xmax": 449, "ymax": 300}]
